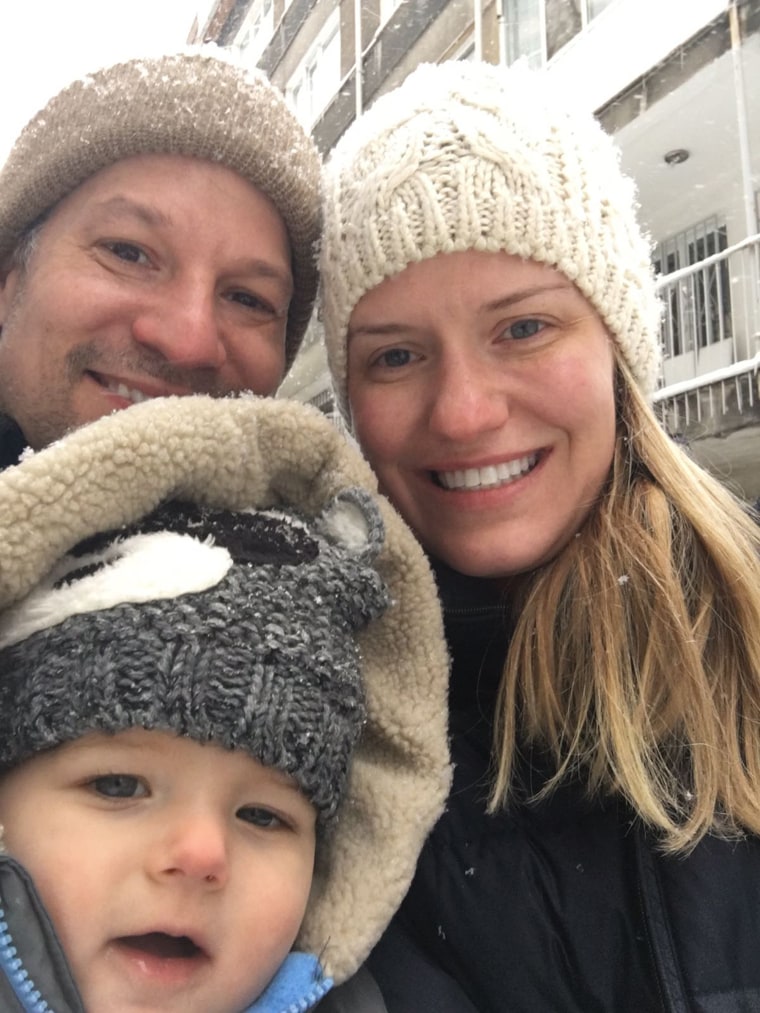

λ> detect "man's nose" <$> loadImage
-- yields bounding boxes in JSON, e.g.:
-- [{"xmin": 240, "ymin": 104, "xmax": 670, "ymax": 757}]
[{"xmin": 132, "ymin": 280, "xmax": 227, "ymax": 371}]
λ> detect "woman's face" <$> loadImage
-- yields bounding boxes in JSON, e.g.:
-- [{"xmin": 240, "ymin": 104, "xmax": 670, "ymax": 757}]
[{"xmin": 347, "ymin": 250, "xmax": 617, "ymax": 578}]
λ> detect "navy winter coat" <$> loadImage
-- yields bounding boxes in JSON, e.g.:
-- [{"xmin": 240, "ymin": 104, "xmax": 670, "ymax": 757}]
[{"xmin": 368, "ymin": 564, "xmax": 760, "ymax": 1012}]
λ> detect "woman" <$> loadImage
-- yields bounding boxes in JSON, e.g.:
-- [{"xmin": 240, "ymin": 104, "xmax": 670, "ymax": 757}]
[{"xmin": 319, "ymin": 60, "xmax": 760, "ymax": 1012}]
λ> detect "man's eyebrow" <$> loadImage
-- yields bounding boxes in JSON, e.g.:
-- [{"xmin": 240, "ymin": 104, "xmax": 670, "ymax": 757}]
[
  {"xmin": 237, "ymin": 258, "xmax": 294, "ymax": 290},
  {"xmin": 90, "ymin": 195, "xmax": 173, "ymax": 229}
]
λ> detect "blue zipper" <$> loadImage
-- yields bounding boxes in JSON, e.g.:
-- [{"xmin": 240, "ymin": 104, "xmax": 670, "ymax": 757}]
[{"xmin": 0, "ymin": 908, "xmax": 52, "ymax": 1012}]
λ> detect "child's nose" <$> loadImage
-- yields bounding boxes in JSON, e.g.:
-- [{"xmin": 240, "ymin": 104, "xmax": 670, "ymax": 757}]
[{"xmin": 154, "ymin": 811, "xmax": 230, "ymax": 888}]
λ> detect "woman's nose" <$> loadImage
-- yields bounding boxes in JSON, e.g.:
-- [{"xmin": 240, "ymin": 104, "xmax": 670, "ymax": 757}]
[{"xmin": 427, "ymin": 355, "xmax": 511, "ymax": 442}]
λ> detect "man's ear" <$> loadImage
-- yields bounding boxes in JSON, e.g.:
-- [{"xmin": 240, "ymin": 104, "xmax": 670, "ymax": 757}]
[
  {"xmin": 0, "ymin": 274, "xmax": 8, "ymax": 330},
  {"xmin": 0, "ymin": 266, "xmax": 20, "ymax": 329}
]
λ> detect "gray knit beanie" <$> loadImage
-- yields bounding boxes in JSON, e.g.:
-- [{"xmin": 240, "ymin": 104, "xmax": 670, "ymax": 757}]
[
  {"xmin": 0, "ymin": 394, "xmax": 452, "ymax": 983},
  {"xmin": 0, "ymin": 47, "xmax": 321, "ymax": 366},
  {"xmin": 321, "ymin": 59, "xmax": 662, "ymax": 413},
  {"xmin": 0, "ymin": 490, "xmax": 389, "ymax": 823}
]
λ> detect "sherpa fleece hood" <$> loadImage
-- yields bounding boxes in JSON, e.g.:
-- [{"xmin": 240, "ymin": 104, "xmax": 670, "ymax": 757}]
[{"xmin": 0, "ymin": 395, "xmax": 451, "ymax": 985}]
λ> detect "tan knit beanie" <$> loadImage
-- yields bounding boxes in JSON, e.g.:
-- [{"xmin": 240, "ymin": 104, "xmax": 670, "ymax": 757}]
[
  {"xmin": 0, "ymin": 47, "xmax": 322, "ymax": 367},
  {"xmin": 321, "ymin": 60, "xmax": 662, "ymax": 412}
]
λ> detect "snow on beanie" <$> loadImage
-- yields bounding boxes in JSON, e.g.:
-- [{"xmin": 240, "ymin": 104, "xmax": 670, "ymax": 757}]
[
  {"xmin": 321, "ymin": 59, "xmax": 662, "ymax": 413},
  {"xmin": 0, "ymin": 48, "xmax": 322, "ymax": 366},
  {"xmin": 0, "ymin": 490, "xmax": 389, "ymax": 823}
]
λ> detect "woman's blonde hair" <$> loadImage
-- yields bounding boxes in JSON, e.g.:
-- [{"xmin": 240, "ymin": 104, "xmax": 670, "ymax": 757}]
[{"xmin": 491, "ymin": 354, "xmax": 760, "ymax": 853}]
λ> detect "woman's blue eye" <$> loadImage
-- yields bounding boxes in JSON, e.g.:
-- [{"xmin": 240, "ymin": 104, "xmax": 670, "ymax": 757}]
[
  {"xmin": 508, "ymin": 319, "xmax": 543, "ymax": 339},
  {"xmin": 91, "ymin": 774, "xmax": 143, "ymax": 799}
]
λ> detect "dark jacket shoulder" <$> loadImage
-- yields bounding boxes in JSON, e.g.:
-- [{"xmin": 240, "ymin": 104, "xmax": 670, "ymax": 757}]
[
  {"xmin": 0, "ymin": 418, "xmax": 27, "ymax": 472},
  {"xmin": 368, "ymin": 570, "xmax": 760, "ymax": 1012},
  {"xmin": 320, "ymin": 966, "xmax": 388, "ymax": 1012}
]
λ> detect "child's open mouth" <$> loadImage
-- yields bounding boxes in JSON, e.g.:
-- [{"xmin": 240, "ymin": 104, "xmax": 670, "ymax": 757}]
[
  {"xmin": 112, "ymin": 931, "xmax": 211, "ymax": 985},
  {"xmin": 118, "ymin": 932, "xmax": 204, "ymax": 960}
]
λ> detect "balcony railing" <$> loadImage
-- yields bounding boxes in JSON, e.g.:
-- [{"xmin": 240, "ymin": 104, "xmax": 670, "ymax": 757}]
[{"xmin": 653, "ymin": 233, "xmax": 760, "ymax": 433}]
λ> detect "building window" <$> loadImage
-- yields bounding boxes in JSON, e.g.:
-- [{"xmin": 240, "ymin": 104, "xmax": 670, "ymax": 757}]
[
  {"xmin": 545, "ymin": 0, "xmax": 581, "ymax": 60},
  {"xmin": 507, "ymin": 0, "xmax": 616, "ymax": 66},
  {"xmin": 654, "ymin": 218, "xmax": 731, "ymax": 358},
  {"xmin": 287, "ymin": 10, "xmax": 341, "ymax": 127},
  {"xmin": 235, "ymin": 0, "xmax": 274, "ymax": 68},
  {"xmin": 504, "ymin": 0, "xmax": 543, "ymax": 67}
]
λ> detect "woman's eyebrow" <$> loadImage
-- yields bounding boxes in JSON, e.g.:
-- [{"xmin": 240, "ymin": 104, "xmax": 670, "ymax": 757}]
[
  {"xmin": 349, "ymin": 321, "xmax": 410, "ymax": 339},
  {"xmin": 483, "ymin": 282, "xmax": 574, "ymax": 312},
  {"xmin": 349, "ymin": 282, "xmax": 575, "ymax": 339}
]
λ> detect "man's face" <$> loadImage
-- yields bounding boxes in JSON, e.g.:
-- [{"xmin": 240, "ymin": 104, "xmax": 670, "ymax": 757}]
[
  {"xmin": 0, "ymin": 729, "xmax": 317, "ymax": 1013},
  {"xmin": 0, "ymin": 153, "xmax": 294, "ymax": 449}
]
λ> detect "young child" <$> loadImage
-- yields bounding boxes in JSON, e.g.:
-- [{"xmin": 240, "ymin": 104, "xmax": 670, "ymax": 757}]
[{"xmin": 0, "ymin": 395, "xmax": 451, "ymax": 1013}]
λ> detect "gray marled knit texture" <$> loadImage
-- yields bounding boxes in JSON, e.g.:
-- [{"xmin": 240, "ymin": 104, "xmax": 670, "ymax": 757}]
[{"xmin": 0, "ymin": 493, "xmax": 389, "ymax": 822}]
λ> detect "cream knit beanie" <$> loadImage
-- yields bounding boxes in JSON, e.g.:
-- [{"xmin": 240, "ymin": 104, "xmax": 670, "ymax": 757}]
[
  {"xmin": 0, "ymin": 48, "xmax": 321, "ymax": 367},
  {"xmin": 321, "ymin": 60, "xmax": 662, "ymax": 412}
]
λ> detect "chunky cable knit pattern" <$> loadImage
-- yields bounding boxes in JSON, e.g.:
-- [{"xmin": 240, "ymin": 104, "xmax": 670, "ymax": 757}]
[{"xmin": 321, "ymin": 60, "xmax": 662, "ymax": 412}]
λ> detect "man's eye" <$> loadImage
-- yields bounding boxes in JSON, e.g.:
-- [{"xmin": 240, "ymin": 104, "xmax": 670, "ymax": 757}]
[
  {"xmin": 103, "ymin": 241, "xmax": 148, "ymax": 265},
  {"xmin": 89, "ymin": 774, "xmax": 145, "ymax": 799},
  {"xmin": 227, "ymin": 290, "xmax": 278, "ymax": 317},
  {"xmin": 507, "ymin": 319, "xmax": 544, "ymax": 340},
  {"xmin": 237, "ymin": 806, "xmax": 285, "ymax": 829}
]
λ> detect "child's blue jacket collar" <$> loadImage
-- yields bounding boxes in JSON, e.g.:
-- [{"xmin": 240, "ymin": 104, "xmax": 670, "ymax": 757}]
[{"xmin": 245, "ymin": 951, "xmax": 333, "ymax": 1012}]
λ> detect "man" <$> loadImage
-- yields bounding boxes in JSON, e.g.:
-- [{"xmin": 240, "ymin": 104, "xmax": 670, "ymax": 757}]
[{"xmin": 0, "ymin": 47, "xmax": 321, "ymax": 467}]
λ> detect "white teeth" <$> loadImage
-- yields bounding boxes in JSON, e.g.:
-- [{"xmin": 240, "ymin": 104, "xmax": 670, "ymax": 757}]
[
  {"xmin": 108, "ymin": 382, "xmax": 152, "ymax": 405},
  {"xmin": 437, "ymin": 454, "xmax": 538, "ymax": 491}
]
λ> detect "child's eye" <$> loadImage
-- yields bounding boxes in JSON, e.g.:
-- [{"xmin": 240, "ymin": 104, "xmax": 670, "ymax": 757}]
[
  {"xmin": 506, "ymin": 319, "xmax": 545, "ymax": 340},
  {"xmin": 89, "ymin": 774, "xmax": 146, "ymax": 799},
  {"xmin": 237, "ymin": 806, "xmax": 286, "ymax": 830}
]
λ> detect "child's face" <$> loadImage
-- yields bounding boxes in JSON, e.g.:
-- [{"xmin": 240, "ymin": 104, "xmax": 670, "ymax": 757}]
[{"xmin": 0, "ymin": 728, "xmax": 317, "ymax": 1013}]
